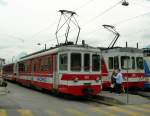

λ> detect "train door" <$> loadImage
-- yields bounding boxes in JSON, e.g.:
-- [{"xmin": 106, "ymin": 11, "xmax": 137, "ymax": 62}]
[{"xmin": 53, "ymin": 55, "xmax": 59, "ymax": 89}]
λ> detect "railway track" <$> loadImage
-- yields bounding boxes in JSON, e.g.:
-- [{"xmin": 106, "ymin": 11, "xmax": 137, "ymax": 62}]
[
  {"xmin": 86, "ymin": 95, "xmax": 124, "ymax": 106},
  {"xmin": 129, "ymin": 90, "xmax": 150, "ymax": 99}
]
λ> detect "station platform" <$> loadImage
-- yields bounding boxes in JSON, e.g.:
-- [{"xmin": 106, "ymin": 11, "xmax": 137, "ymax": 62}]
[{"xmin": 98, "ymin": 90, "xmax": 150, "ymax": 105}]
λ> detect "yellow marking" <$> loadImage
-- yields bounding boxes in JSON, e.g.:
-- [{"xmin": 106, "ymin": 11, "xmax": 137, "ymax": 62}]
[
  {"xmin": 64, "ymin": 108, "xmax": 87, "ymax": 116},
  {"xmin": 18, "ymin": 109, "xmax": 33, "ymax": 116},
  {"xmin": 46, "ymin": 109, "xmax": 60, "ymax": 116},
  {"xmin": 127, "ymin": 105, "xmax": 150, "ymax": 113},
  {"xmin": 89, "ymin": 107, "xmax": 115, "ymax": 116},
  {"xmin": 142, "ymin": 104, "xmax": 150, "ymax": 108},
  {"xmin": 108, "ymin": 106, "xmax": 143, "ymax": 116},
  {"xmin": 0, "ymin": 109, "xmax": 7, "ymax": 116}
]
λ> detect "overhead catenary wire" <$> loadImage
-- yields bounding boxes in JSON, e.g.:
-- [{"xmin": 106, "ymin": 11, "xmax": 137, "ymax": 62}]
[
  {"xmin": 59, "ymin": 0, "xmax": 127, "ymax": 39},
  {"xmin": 131, "ymin": 0, "xmax": 150, "ymax": 9},
  {"xmin": 81, "ymin": 0, "xmax": 122, "ymax": 27},
  {"xmin": 29, "ymin": 0, "xmax": 128, "ymax": 44},
  {"xmin": 30, "ymin": 0, "xmax": 95, "ymax": 40},
  {"xmin": 81, "ymin": 10, "xmax": 150, "ymax": 37},
  {"xmin": 74, "ymin": 0, "xmax": 95, "ymax": 11}
]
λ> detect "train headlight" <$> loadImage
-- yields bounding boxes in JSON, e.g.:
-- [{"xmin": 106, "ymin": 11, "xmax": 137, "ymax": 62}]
[
  {"xmin": 96, "ymin": 77, "xmax": 99, "ymax": 81},
  {"xmin": 99, "ymin": 75, "xmax": 102, "ymax": 80},
  {"xmin": 96, "ymin": 76, "xmax": 101, "ymax": 82},
  {"xmin": 74, "ymin": 77, "xmax": 79, "ymax": 82}
]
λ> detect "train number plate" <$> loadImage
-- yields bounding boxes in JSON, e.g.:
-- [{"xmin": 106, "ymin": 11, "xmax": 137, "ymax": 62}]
[{"xmin": 84, "ymin": 83, "xmax": 91, "ymax": 86}]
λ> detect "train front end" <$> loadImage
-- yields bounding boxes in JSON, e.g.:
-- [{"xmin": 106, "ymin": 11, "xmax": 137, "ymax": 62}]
[
  {"xmin": 102, "ymin": 47, "xmax": 145, "ymax": 89},
  {"xmin": 57, "ymin": 45, "xmax": 102, "ymax": 96}
]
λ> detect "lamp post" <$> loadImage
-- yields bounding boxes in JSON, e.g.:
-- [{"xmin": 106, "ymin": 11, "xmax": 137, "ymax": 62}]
[{"xmin": 122, "ymin": 0, "xmax": 129, "ymax": 6}]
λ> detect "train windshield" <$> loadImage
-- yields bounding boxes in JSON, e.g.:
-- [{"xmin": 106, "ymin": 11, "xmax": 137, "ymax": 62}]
[
  {"xmin": 92, "ymin": 54, "xmax": 100, "ymax": 71},
  {"xmin": 84, "ymin": 54, "xmax": 90, "ymax": 71},
  {"xmin": 108, "ymin": 56, "xmax": 119, "ymax": 69},
  {"xmin": 71, "ymin": 53, "xmax": 81, "ymax": 71},
  {"xmin": 131, "ymin": 57, "xmax": 135, "ymax": 69},
  {"xmin": 136, "ymin": 57, "xmax": 144, "ymax": 70},
  {"xmin": 121, "ymin": 56, "xmax": 131, "ymax": 69}
]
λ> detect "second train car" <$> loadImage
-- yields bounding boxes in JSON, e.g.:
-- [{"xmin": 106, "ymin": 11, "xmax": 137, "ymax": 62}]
[{"xmin": 101, "ymin": 47, "xmax": 145, "ymax": 89}]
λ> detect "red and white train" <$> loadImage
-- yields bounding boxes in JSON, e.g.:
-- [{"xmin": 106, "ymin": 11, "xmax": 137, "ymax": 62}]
[
  {"xmin": 101, "ymin": 47, "xmax": 145, "ymax": 89},
  {"xmin": 3, "ymin": 44, "xmax": 102, "ymax": 96},
  {"xmin": 3, "ymin": 63, "xmax": 17, "ymax": 82}
]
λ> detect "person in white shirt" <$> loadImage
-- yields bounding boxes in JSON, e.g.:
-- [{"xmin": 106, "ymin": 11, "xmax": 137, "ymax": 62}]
[{"xmin": 114, "ymin": 69, "xmax": 123, "ymax": 94}]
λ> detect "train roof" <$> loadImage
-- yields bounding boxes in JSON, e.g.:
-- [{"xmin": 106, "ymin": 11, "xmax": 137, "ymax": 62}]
[
  {"xmin": 3, "ymin": 63, "xmax": 14, "ymax": 67},
  {"xmin": 143, "ymin": 48, "xmax": 150, "ymax": 56},
  {"xmin": 99, "ymin": 47, "xmax": 143, "ymax": 53},
  {"xmin": 20, "ymin": 44, "xmax": 101, "ymax": 62}
]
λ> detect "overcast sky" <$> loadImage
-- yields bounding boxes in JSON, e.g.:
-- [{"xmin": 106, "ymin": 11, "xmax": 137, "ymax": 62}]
[{"xmin": 0, "ymin": 0, "xmax": 150, "ymax": 62}]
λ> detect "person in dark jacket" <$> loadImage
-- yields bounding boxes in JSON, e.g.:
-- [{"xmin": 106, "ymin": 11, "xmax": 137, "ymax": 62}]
[{"xmin": 110, "ymin": 69, "xmax": 117, "ymax": 93}]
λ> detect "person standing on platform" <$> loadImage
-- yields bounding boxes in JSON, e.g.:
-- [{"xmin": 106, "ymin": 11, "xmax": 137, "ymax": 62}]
[{"xmin": 114, "ymin": 69, "xmax": 123, "ymax": 94}]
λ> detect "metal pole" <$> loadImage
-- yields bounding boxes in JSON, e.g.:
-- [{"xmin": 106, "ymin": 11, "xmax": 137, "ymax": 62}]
[
  {"xmin": 45, "ymin": 44, "xmax": 46, "ymax": 50},
  {"xmin": 126, "ymin": 55, "xmax": 129, "ymax": 104}
]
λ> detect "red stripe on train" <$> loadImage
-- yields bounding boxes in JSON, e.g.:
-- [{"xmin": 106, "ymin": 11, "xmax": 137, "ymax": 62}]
[
  {"xmin": 61, "ymin": 74, "xmax": 101, "ymax": 80},
  {"xmin": 122, "ymin": 73, "xmax": 144, "ymax": 78}
]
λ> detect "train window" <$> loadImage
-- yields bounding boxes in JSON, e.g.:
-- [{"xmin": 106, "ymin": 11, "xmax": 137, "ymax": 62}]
[
  {"xmin": 136, "ymin": 57, "xmax": 144, "ymax": 69},
  {"xmin": 84, "ymin": 54, "xmax": 90, "ymax": 71},
  {"xmin": 44, "ymin": 57, "xmax": 49, "ymax": 71},
  {"xmin": 109, "ymin": 57, "xmax": 114, "ymax": 69},
  {"xmin": 92, "ymin": 54, "xmax": 100, "ymax": 71},
  {"xmin": 40, "ymin": 57, "xmax": 51, "ymax": 72},
  {"xmin": 132, "ymin": 57, "xmax": 135, "ymax": 69},
  {"xmin": 114, "ymin": 56, "xmax": 119, "ymax": 69},
  {"xmin": 25, "ymin": 61, "xmax": 30, "ymax": 72},
  {"xmin": 71, "ymin": 53, "xmax": 81, "ymax": 71},
  {"xmin": 19, "ymin": 62, "xmax": 25, "ymax": 72},
  {"xmin": 59, "ymin": 54, "xmax": 68, "ymax": 71},
  {"xmin": 47, "ymin": 57, "xmax": 51, "ymax": 72},
  {"xmin": 31, "ymin": 60, "xmax": 38, "ymax": 72},
  {"xmin": 121, "ymin": 56, "xmax": 130, "ymax": 69}
]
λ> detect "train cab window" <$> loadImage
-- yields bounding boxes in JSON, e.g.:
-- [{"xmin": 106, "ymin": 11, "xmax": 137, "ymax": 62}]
[
  {"xmin": 84, "ymin": 54, "xmax": 90, "ymax": 71},
  {"xmin": 131, "ymin": 57, "xmax": 135, "ymax": 69},
  {"xmin": 114, "ymin": 56, "xmax": 119, "ymax": 69},
  {"xmin": 121, "ymin": 56, "xmax": 130, "ymax": 69},
  {"xmin": 92, "ymin": 54, "xmax": 100, "ymax": 71},
  {"xmin": 71, "ymin": 53, "xmax": 81, "ymax": 71},
  {"xmin": 59, "ymin": 54, "xmax": 68, "ymax": 71},
  {"xmin": 109, "ymin": 57, "xmax": 114, "ymax": 69},
  {"xmin": 136, "ymin": 57, "xmax": 144, "ymax": 69}
]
